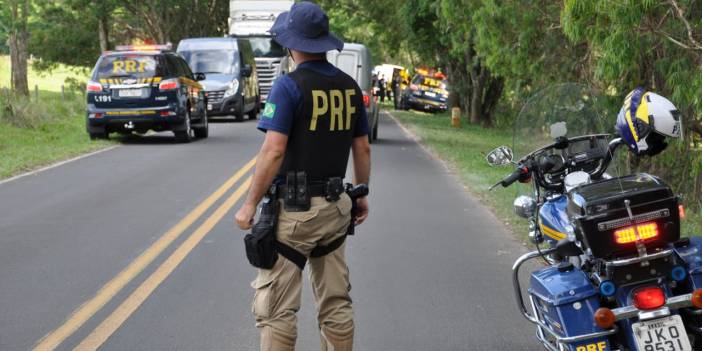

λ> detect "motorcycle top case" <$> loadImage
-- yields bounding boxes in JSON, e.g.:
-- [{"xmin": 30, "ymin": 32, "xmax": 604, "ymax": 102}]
[
  {"xmin": 567, "ymin": 173, "xmax": 680, "ymax": 258},
  {"xmin": 529, "ymin": 265, "xmax": 611, "ymax": 351}
]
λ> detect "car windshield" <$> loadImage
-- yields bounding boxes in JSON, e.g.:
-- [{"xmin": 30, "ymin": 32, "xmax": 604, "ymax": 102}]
[
  {"xmin": 179, "ymin": 50, "xmax": 240, "ymax": 75},
  {"xmin": 94, "ymin": 54, "xmax": 160, "ymax": 79},
  {"xmin": 247, "ymin": 37, "xmax": 286, "ymax": 58}
]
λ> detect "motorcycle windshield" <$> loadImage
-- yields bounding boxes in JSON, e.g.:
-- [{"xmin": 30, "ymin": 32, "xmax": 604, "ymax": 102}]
[{"xmin": 512, "ymin": 84, "xmax": 617, "ymax": 161}]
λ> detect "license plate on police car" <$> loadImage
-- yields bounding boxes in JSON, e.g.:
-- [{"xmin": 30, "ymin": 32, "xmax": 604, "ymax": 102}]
[
  {"xmin": 207, "ymin": 104, "xmax": 213, "ymax": 111},
  {"xmin": 118, "ymin": 89, "xmax": 142, "ymax": 98},
  {"xmin": 632, "ymin": 315, "xmax": 691, "ymax": 351}
]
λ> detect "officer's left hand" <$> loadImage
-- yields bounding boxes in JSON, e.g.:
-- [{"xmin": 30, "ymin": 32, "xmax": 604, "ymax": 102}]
[{"xmin": 235, "ymin": 204, "xmax": 256, "ymax": 230}]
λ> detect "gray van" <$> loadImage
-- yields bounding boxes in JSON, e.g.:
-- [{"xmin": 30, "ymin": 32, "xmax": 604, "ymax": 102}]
[
  {"xmin": 177, "ymin": 37, "xmax": 260, "ymax": 121},
  {"xmin": 327, "ymin": 43, "xmax": 379, "ymax": 143}
]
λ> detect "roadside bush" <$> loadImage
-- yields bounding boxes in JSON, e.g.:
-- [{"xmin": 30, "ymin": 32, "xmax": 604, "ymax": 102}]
[
  {"xmin": 0, "ymin": 89, "xmax": 48, "ymax": 129},
  {"xmin": 0, "ymin": 89, "xmax": 83, "ymax": 129}
]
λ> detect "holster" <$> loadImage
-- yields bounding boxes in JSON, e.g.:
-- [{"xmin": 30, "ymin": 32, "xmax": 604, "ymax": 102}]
[
  {"xmin": 244, "ymin": 188, "xmax": 280, "ymax": 269},
  {"xmin": 345, "ymin": 184, "xmax": 369, "ymax": 236}
]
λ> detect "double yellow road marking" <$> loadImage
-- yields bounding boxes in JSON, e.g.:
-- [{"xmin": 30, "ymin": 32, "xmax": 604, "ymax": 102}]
[{"xmin": 34, "ymin": 157, "xmax": 256, "ymax": 351}]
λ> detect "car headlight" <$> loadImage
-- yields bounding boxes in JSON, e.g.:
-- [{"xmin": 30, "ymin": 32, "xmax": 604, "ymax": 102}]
[{"xmin": 223, "ymin": 79, "xmax": 239, "ymax": 98}]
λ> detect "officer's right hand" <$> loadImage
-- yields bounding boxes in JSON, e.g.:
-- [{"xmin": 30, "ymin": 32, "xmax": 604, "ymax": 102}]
[
  {"xmin": 235, "ymin": 203, "xmax": 256, "ymax": 230},
  {"xmin": 355, "ymin": 197, "xmax": 369, "ymax": 225}
]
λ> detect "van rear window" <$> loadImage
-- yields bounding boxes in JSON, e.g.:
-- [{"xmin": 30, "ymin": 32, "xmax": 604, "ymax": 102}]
[{"xmin": 95, "ymin": 55, "xmax": 160, "ymax": 79}]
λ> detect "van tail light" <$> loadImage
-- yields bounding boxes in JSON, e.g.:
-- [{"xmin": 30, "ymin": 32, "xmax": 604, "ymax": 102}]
[
  {"xmin": 159, "ymin": 79, "xmax": 179, "ymax": 91},
  {"xmin": 362, "ymin": 92, "xmax": 370, "ymax": 108},
  {"xmin": 632, "ymin": 286, "xmax": 666, "ymax": 310},
  {"xmin": 86, "ymin": 81, "xmax": 103, "ymax": 93},
  {"xmin": 613, "ymin": 222, "xmax": 659, "ymax": 244}
]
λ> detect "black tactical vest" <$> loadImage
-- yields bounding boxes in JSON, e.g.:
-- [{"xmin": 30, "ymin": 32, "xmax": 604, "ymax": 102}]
[{"xmin": 279, "ymin": 67, "xmax": 365, "ymax": 180}]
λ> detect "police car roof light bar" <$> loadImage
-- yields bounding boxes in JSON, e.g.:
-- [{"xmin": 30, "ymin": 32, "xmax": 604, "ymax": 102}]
[{"xmin": 115, "ymin": 44, "xmax": 173, "ymax": 52}]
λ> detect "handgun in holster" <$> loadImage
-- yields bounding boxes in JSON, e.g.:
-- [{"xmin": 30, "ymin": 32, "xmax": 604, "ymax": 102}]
[
  {"xmin": 244, "ymin": 186, "xmax": 280, "ymax": 269},
  {"xmin": 345, "ymin": 184, "xmax": 369, "ymax": 236}
]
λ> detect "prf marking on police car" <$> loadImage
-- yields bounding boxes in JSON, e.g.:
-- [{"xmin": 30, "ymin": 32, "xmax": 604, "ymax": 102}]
[
  {"xmin": 112, "ymin": 60, "xmax": 148, "ymax": 74},
  {"xmin": 310, "ymin": 89, "xmax": 356, "ymax": 132}
]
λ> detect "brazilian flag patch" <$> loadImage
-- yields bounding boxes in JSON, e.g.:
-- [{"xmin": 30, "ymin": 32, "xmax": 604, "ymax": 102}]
[{"xmin": 263, "ymin": 103, "xmax": 276, "ymax": 119}]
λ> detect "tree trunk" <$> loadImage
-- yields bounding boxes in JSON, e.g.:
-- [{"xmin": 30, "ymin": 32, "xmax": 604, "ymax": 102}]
[
  {"xmin": 98, "ymin": 15, "xmax": 110, "ymax": 52},
  {"xmin": 9, "ymin": 0, "xmax": 29, "ymax": 97},
  {"xmin": 480, "ymin": 77, "xmax": 504, "ymax": 127}
]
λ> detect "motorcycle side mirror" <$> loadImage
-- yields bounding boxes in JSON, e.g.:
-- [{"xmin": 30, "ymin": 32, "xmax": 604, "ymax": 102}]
[
  {"xmin": 486, "ymin": 146, "xmax": 514, "ymax": 166},
  {"xmin": 555, "ymin": 239, "xmax": 583, "ymax": 257}
]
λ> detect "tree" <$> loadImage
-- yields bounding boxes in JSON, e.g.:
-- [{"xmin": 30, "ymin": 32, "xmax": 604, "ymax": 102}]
[{"xmin": 4, "ymin": 0, "xmax": 30, "ymax": 96}]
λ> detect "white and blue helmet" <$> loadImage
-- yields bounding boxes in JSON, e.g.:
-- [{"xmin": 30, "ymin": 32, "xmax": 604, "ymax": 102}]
[{"xmin": 616, "ymin": 88, "xmax": 682, "ymax": 155}]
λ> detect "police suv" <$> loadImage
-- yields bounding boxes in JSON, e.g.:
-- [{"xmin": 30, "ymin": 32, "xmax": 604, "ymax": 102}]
[{"xmin": 86, "ymin": 45, "xmax": 208, "ymax": 143}]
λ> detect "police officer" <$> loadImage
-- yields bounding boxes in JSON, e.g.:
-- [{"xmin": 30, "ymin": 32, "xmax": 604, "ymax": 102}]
[{"xmin": 234, "ymin": 2, "xmax": 371, "ymax": 350}]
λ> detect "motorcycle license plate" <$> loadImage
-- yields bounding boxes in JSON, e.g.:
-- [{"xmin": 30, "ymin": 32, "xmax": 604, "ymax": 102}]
[
  {"xmin": 118, "ymin": 89, "xmax": 143, "ymax": 98},
  {"xmin": 632, "ymin": 315, "xmax": 691, "ymax": 351}
]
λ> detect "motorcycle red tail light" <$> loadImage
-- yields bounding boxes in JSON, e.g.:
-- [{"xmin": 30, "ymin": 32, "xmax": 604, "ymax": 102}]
[
  {"xmin": 614, "ymin": 222, "xmax": 659, "ymax": 244},
  {"xmin": 632, "ymin": 286, "xmax": 666, "ymax": 310}
]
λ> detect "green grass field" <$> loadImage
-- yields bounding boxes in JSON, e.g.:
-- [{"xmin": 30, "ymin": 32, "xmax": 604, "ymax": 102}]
[
  {"xmin": 389, "ymin": 108, "xmax": 702, "ymax": 239},
  {"xmin": 0, "ymin": 56, "xmax": 113, "ymax": 179}
]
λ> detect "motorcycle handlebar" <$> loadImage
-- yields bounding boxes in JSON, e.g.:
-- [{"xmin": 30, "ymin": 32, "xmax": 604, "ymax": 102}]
[{"xmin": 501, "ymin": 168, "xmax": 523, "ymax": 187}]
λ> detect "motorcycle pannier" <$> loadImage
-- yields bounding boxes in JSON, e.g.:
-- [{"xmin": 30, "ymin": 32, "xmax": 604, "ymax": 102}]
[
  {"xmin": 529, "ymin": 266, "xmax": 611, "ymax": 351},
  {"xmin": 567, "ymin": 173, "xmax": 680, "ymax": 259}
]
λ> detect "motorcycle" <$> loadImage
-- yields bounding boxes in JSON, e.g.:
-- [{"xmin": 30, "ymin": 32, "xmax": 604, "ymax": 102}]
[{"xmin": 486, "ymin": 84, "xmax": 702, "ymax": 351}]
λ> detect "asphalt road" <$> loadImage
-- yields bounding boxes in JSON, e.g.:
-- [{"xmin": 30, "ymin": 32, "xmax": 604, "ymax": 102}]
[{"xmin": 0, "ymin": 112, "xmax": 541, "ymax": 350}]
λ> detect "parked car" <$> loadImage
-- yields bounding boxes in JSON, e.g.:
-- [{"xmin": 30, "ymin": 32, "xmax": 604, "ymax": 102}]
[
  {"xmin": 327, "ymin": 43, "xmax": 379, "ymax": 143},
  {"xmin": 86, "ymin": 44, "xmax": 208, "ymax": 143},
  {"xmin": 177, "ymin": 37, "xmax": 260, "ymax": 121},
  {"xmin": 400, "ymin": 73, "xmax": 449, "ymax": 113}
]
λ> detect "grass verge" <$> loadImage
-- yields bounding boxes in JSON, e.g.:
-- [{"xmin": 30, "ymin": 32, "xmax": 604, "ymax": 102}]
[
  {"xmin": 388, "ymin": 108, "xmax": 702, "ymax": 238},
  {"xmin": 1, "ymin": 87, "xmax": 114, "ymax": 180}
]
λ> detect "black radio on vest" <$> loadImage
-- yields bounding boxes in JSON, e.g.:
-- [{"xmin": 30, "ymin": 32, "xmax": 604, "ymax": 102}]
[{"xmin": 280, "ymin": 67, "xmax": 364, "ymax": 181}]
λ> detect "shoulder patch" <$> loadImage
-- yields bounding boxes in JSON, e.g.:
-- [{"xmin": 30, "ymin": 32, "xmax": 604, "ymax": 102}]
[{"xmin": 263, "ymin": 103, "xmax": 276, "ymax": 119}]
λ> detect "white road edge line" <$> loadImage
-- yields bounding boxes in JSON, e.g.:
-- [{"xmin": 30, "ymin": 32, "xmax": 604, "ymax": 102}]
[{"xmin": 0, "ymin": 145, "xmax": 121, "ymax": 187}]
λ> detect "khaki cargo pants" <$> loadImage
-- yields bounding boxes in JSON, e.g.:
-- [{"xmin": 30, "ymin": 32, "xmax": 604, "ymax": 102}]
[{"xmin": 251, "ymin": 194, "xmax": 354, "ymax": 351}]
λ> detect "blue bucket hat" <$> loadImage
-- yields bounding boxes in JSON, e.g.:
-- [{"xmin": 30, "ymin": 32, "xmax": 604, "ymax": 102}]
[{"xmin": 269, "ymin": 2, "xmax": 344, "ymax": 54}]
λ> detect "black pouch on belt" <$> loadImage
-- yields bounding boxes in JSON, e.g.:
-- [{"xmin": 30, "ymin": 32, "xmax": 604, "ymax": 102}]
[
  {"xmin": 284, "ymin": 171, "xmax": 311, "ymax": 212},
  {"xmin": 244, "ymin": 188, "xmax": 279, "ymax": 269}
]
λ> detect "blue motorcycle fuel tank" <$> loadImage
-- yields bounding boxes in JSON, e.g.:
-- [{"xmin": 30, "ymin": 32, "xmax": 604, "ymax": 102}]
[{"xmin": 538, "ymin": 195, "xmax": 571, "ymax": 245}]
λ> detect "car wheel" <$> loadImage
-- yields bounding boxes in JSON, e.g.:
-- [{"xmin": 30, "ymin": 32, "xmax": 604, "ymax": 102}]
[
  {"xmin": 247, "ymin": 99, "xmax": 258, "ymax": 120},
  {"xmin": 194, "ymin": 114, "xmax": 209, "ymax": 139},
  {"xmin": 174, "ymin": 110, "xmax": 193, "ymax": 143},
  {"xmin": 234, "ymin": 96, "xmax": 245, "ymax": 122}
]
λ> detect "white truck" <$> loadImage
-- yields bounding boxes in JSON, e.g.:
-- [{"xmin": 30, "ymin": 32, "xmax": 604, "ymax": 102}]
[{"xmin": 229, "ymin": 0, "xmax": 294, "ymax": 103}]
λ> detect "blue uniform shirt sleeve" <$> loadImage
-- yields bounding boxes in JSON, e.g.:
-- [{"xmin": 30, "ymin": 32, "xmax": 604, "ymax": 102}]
[
  {"xmin": 258, "ymin": 75, "xmax": 301, "ymax": 135},
  {"xmin": 354, "ymin": 92, "xmax": 370, "ymax": 137}
]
